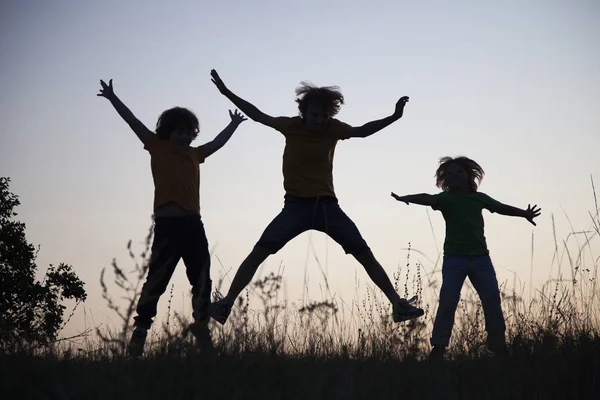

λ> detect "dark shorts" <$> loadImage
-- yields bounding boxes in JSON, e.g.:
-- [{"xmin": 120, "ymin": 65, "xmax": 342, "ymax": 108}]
[{"xmin": 255, "ymin": 195, "xmax": 371, "ymax": 255}]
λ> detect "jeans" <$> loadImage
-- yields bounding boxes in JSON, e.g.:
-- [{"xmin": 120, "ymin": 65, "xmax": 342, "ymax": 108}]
[{"xmin": 431, "ymin": 254, "xmax": 506, "ymax": 347}]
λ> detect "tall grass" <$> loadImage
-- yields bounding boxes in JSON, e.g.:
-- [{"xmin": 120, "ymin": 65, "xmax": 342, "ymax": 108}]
[{"xmin": 1, "ymin": 178, "xmax": 599, "ymax": 399}]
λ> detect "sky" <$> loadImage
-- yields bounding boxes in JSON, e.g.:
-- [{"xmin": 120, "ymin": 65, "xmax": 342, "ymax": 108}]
[{"xmin": 1, "ymin": 0, "xmax": 599, "ymax": 338}]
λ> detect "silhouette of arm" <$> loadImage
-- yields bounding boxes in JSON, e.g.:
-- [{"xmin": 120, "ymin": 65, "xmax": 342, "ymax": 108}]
[
  {"xmin": 348, "ymin": 96, "xmax": 409, "ymax": 138},
  {"xmin": 211, "ymin": 70, "xmax": 276, "ymax": 128},
  {"xmin": 391, "ymin": 192, "xmax": 438, "ymax": 206},
  {"xmin": 97, "ymin": 79, "xmax": 154, "ymax": 144},
  {"xmin": 200, "ymin": 110, "xmax": 247, "ymax": 158},
  {"xmin": 495, "ymin": 203, "xmax": 541, "ymax": 226}
]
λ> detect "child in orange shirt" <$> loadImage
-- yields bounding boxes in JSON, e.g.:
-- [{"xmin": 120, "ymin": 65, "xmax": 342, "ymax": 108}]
[
  {"xmin": 97, "ymin": 79, "xmax": 246, "ymax": 357},
  {"xmin": 208, "ymin": 70, "xmax": 424, "ymax": 325}
]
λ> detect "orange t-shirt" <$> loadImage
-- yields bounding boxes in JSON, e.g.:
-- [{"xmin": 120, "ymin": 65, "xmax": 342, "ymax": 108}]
[
  {"xmin": 272, "ymin": 117, "xmax": 353, "ymax": 198},
  {"xmin": 144, "ymin": 135, "xmax": 206, "ymax": 214}
]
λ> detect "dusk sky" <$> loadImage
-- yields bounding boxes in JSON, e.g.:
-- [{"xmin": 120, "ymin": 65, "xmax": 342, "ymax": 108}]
[{"xmin": 1, "ymin": 0, "xmax": 598, "ymax": 337}]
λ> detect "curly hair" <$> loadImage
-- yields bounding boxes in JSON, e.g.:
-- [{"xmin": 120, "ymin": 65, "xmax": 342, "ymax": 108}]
[
  {"xmin": 295, "ymin": 81, "xmax": 345, "ymax": 118},
  {"xmin": 155, "ymin": 107, "xmax": 200, "ymax": 140},
  {"xmin": 435, "ymin": 156, "xmax": 485, "ymax": 192}
]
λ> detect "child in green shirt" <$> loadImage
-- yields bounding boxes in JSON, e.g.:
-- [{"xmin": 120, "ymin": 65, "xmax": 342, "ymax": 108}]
[{"xmin": 391, "ymin": 156, "xmax": 541, "ymax": 359}]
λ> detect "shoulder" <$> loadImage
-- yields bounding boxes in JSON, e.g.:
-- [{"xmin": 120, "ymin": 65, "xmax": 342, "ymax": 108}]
[
  {"xmin": 272, "ymin": 116, "xmax": 300, "ymax": 133},
  {"xmin": 191, "ymin": 145, "xmax": 207, "ymax": 164},
  {"xmin": 474, "ymin": 191, "xmax": 503, "ymax": 211},
  {"xmin": 431, "ymin": 191, "xmax": 449, "ymax": 210},
  {"xmin": 435, "ymin": 191, "xmax": 451, "ymax": 200},
  {"xmin": 473, "ymin": 192, "xmax": 495, "ymax": 202},
  {"xmin": 143, "ymin": 134, "xmax": 164, "ymax": 151},
  {"xmin": 330, "ymin": 118, "xmax": 351, "ymax": 128},
  {"xmin": 328, "ymin": 118, "xmax": 353, "ymax": 139}
]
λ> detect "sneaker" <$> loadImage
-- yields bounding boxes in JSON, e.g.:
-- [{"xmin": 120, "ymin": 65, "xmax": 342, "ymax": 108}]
[
  {"xmin": 127, "ymin": 327, "xmax": 148, "ymax": 358},
  {"xmin": 429, "ymin": 345, "xmax": 446, "ymax": 361},
  {"xmin": 209, "ymin": 293, "xmax": 233, "ymax": 325},
  {"xmin": 392, "ymin": 296, "xmax": 425, "ymax": 322}
]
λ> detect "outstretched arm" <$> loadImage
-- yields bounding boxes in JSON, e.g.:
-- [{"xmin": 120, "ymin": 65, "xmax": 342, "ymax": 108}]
[
  {"xmin": 210, "ymin": 70, "xmax": 276, "ymax": 128},
  {"xmin": 97, "ymin": 79, "xmax": 154, "ymax": 144},
  {"xmin": 201, "ymin": 110, "xmax": 247, "ymax": 158},
  {"xmin": 495, "ymin": 203, "xmax": 541, "ymax": 226},
  {"xmin": 349, "ymin": 96, "xmax": 409, "ymax": 138},
  {"xmin": 391, "ymin": 192, "xmax": 437, "ymax": 206}
]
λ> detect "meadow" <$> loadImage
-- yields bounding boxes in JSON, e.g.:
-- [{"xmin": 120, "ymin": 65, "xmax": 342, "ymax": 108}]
[{"xmin": 1, "ymin": 184, "xmax": 599, "ymax": 400}]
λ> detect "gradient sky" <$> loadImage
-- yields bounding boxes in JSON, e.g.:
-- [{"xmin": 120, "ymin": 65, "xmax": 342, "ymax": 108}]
[{"xmin": 1, "ymin": 0, "xmax": 599, "ymax": 337}]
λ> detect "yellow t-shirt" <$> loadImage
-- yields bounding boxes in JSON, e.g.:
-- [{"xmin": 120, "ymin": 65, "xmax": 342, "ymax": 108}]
[
  {"xmin": 144, "ymin": 135, "xmax": 206, "ymax": 214},
  {"xmin": 272, "ymin": 116, "xmax": 352, "ymax": 198}
]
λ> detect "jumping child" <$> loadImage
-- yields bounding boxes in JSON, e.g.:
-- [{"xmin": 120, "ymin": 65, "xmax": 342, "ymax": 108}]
[
  {"xmin": 209, "ymin": 69, "xmax": 424, "ymax": 325},
  {"xmin": 391, "ymin": 156, "xmax": 541, "ymax": 358},
  {"xmin": 97, "ymin": 78, "xmax": 247, "ymax": 357}
]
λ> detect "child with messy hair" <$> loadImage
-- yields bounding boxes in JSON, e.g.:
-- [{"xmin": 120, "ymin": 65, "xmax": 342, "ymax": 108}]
[
  {"xmin": 391, "ymin": 156, "xmax": 541, "ymax": 359},
  {"xmin": 209, "ymin": 69, "xmax": 424, "ymax": 325},
  {"xmin": 97, "ymin": 79, "xmax": 247, "ymax": 357}
]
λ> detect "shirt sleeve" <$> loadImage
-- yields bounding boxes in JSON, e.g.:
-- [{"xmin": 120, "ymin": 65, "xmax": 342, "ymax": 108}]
[
  {"xmin": 330, "ymin": 119, "xmax": 354, "ymax": 140},
  {"xmin": 430, "ymin": 193, "xmax": 445, "ymax": 210},
  {"xmin": 193, "ymin": 145, "xmax": 206, "ymax": 164},
  {"xmin": 143, "ymin": 134, "xmax": 161, "ymax": 152},
  {"xmin": 479, "ymin": 193, "xmax": 503, "ymax": 213},
  {"xmin": 271, "ymin": 116, "xmax": 294, "ymax": 135}
]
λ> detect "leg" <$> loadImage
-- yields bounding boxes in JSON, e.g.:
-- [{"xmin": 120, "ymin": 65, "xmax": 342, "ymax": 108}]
[
  {"xmin": 179, "ymin": 216, "xmax": 213, "ymax": 349},
  {"xmin": 468, "ymin": 255, "xmax": 506, "ymax": 350},
  {"xmin": 226, "ymin": 197, "xmax": 309, "ymax": 301},
  {"xmin": 430, "ymin": 256, "xmax": 469, "ymax": 346},
  {"xmin": 225, "ymin": 246, "xmax": 271, "ymax": 301},
  {"xmin": 134, "ymin": 218, "xmax": 181, "ymax": 330},
  {"xmin": 317, "ymin": 200, "xmax": 398, "ymax": 303},
  {"xmin": 211, "ymin": 197, "xmax": 309, "ymax": 324},
  {"xmin": 179, "ymin": 216, "xmax": 211, "ymax": 324}
]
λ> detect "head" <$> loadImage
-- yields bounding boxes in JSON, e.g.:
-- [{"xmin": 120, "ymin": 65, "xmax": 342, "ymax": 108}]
[
  {"xmin": 295, "ymin": 82, "xmax": 344, "ymax": 132},
  {"xmin": 155, "ymin": 107, "xmax": 200, "ymax": 146},
  {"xmin": 435, "ymin": 156, "xmax": 484, "ymax": 192}
]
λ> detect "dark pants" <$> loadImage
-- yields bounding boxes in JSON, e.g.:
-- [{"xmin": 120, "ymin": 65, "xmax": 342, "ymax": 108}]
[
  {"xmin": 133, "ymin": 215, "xmax": 211, "ymax": 330},
  {"xmin": 255, "ymin": 195, "xmax": 371, "ymax": 255},
  {"xmin": 431, "ymin": 254, "xmax": 506, "ymax": 347}
]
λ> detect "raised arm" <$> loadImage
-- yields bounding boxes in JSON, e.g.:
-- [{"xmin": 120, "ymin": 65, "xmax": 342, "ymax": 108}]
[
  {"xmin": 391, "ymin": 192, "xmax": 438, "ymax": 206},
  {"xmin": 210, "ymin": 70, "xmax": 276, "ymax": 128},
  {"xmin": 495, "ymin": 203, "xmax": 541, "ymax": 226},
  {"xmin": 348, "ymin": 96, "xmax": 409, "ymax": 138},
  {"xmin": 201, "ymin": 109, "xmax": 247, "ymax": 158},
  {"xmin": 97, "ymin": 79, "xmax": 154, "ymax": 144}
]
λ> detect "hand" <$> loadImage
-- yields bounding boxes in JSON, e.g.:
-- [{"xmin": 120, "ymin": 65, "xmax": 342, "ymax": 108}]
[
  {"xmin": 211, "ymin": 69, "xmax": 229, "ymax": 95},
  {"xmin": 394, "ymin": 96, "xmax": 409, "ymax": 116},
  {"xmin": 97, "ymin": 79, "xmax": 115, "ymax": 99},
  {"xmin": 524, "ymin": 204, "xmax": 541, "ymax": 226},
  {"xmin": 229, "ymin": 109, "xmax": 247, "ymax": 125},
  {"xmin": 391, "ymin": 192, "xmax": 409, "ymax": 205}
]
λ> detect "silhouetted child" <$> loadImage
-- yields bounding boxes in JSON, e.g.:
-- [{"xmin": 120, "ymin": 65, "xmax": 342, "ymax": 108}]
[
  {"xmin": 97, "ymin": 79, "xmax": 247, "ymax": 357},
  {"xmin": 208, "ymin": 69, "xmax": 424, "ymax": 324},
  {"xmin": 391, "ymin": 156, "xmax": 541, "ymax": 359}
]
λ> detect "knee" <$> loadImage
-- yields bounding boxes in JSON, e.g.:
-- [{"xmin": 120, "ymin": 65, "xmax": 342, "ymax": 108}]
[
  {"xmin": 253, "ymin": 245, "xmax": 275, "ymax": 257},
  {"xmin": 352, "ymin": 249, "xmax": 374, "ymax": 261},
  {"xmin": 346, "ymin": 242, "xmax": 371, "ymax": 256},
  {"xmin": 479, "ymin": 289, "xmax": 502, "ymax": 307},
  {"xmin": 439, "ymin": 288, "xmax": 462, "ymax": 309}
]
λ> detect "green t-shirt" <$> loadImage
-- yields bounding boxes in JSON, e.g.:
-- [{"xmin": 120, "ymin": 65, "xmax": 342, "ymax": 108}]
[{"xmin": 431, "ymin": 191, "xmax": 503, "ymax": 256}]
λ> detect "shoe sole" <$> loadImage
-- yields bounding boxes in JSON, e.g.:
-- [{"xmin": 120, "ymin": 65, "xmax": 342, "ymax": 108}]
[{"xmin": 393, "ymin": 308, "xmax": 425, "ymax": 323}]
